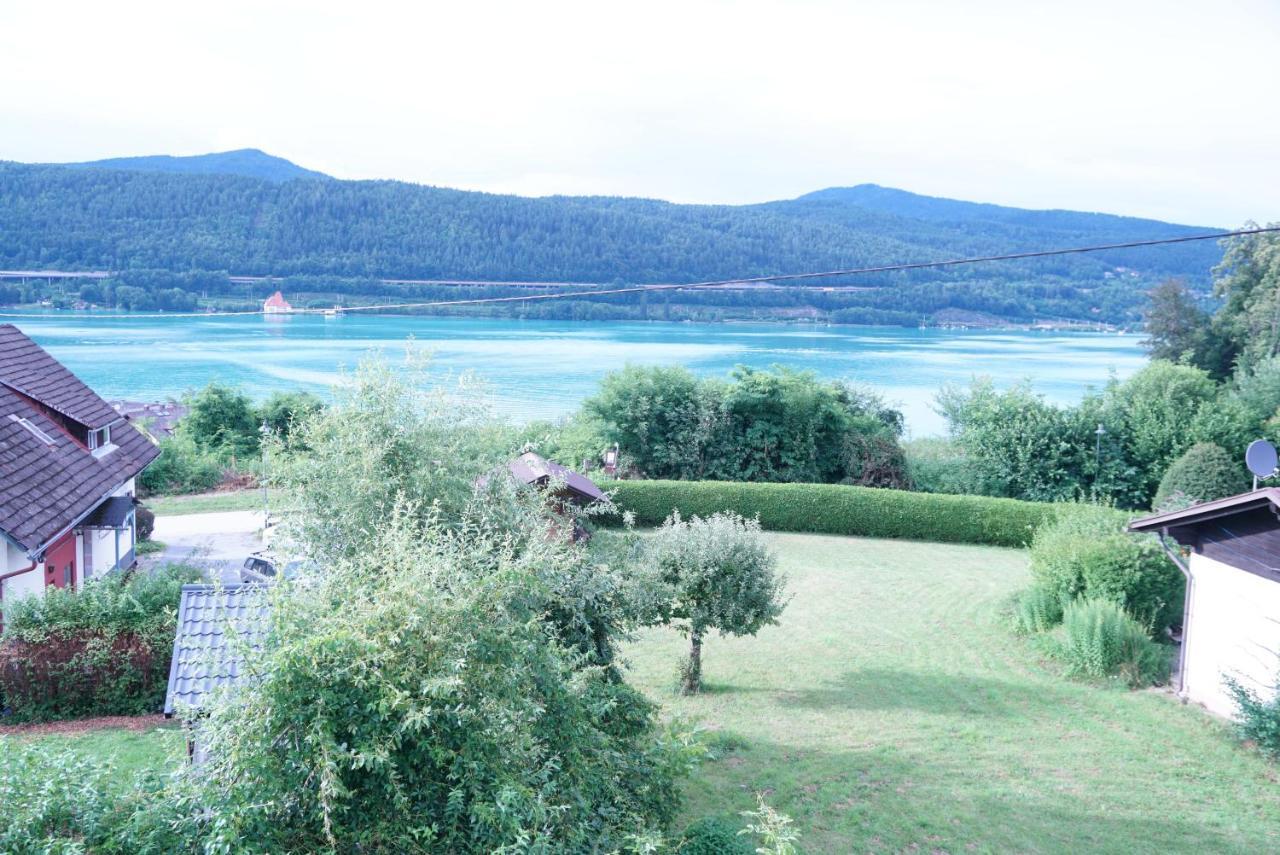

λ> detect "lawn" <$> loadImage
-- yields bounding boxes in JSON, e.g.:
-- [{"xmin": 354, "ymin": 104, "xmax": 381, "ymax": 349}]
[
  {"xmin": 623, "ymin": 532, "xmax": 1280, "ymax": 853},
  {"xmin": 10, "ymin": 720, "xmax": 186, "ymax": 781},
  {"xmin": 145, "ymin": 488, "xmax": 267, "ymax": 516},
  {"xmin": 15, "ymin": 532, "xmax": 1280, "ymax": 852}
]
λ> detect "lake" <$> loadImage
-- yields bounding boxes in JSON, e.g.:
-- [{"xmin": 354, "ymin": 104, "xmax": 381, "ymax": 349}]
[{"xmin": 6, "ymin": 314, "xmax": 1146, "ymax": 437}]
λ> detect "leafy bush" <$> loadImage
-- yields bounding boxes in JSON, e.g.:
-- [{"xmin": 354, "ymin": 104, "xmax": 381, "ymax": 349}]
[
  {"xmin": 903, "ymin": 437, "xmax": 985, "ymax": 495},
  {"xmin": 647, "ymin": 512, "xmax": 787, "ymax": 693},
  {"xmin": 1029, "ymin": 504, "xmax": 1184, "ymax": 632},
  {"xmin": 135, "ymin": 504, "xmax": 156, "ymax": 541},
  {"xmin": 1226, "ymin": 674, "xmax": 1280, "ymax": 760},
  {"xmin": 604, "ymin": 479, "xmax": 1066, "ymax": 547},
  {"xmin": 1153, "ymin": 442, "xmax": 1249, "ymax": 509},
  {"xmin": 585, "ymin": 364, "xmax": 905, "ymax": 484},
  {"xmin": 1054, "ymin": 598, "xmax": 1171, "ymax": 687},
  {"xmin": 138, "ymin": 432, "xmax": 229, "ymax": 495},
  {"xmin": 0, "ymin": 565, "xmax": 201, "ymax": 721},
  {"xmin": 1011, "ymin": 586, "xmax": 1065, "ymax": 635},
  {"xmin": 678, "ymin": 816, "xmax": 754, "ymax": 855}
]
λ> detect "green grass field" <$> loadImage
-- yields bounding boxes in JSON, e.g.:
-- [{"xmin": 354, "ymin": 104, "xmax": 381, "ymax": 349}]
[
  {"xmin": 16, "ymin": 724, "xmax": 186, "ymax": 780},
  {"xmin": 21, "ymin": 532, "xmax": 1280, "ymax": 852},
  {"xmin": 145, "ymin": 489, "xmax": 267, "ymax": 516},
  {"xmin": 624, "ymin": 532, "xmax": 1280, "ymax": 853}
]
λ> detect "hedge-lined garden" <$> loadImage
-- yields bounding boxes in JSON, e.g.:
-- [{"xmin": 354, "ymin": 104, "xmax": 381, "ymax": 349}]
[{"xmin": 601, "ymin": 479, "xmax": 1101, "ymax": 547}]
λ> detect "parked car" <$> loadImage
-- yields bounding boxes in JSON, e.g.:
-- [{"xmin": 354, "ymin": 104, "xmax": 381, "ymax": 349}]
[{"xmin": 240, "ymin": 554, "xmax": 311, "ymax": 584}]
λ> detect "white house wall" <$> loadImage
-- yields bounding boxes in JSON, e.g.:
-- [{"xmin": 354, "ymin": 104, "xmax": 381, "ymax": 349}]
[
  {"xmin": 1186, "ymin": 553, "xmax": 1280, "ymax": 718},
  {"xmin": 2, "ymin": 539, "xmax": 43, "ymax": 604}
]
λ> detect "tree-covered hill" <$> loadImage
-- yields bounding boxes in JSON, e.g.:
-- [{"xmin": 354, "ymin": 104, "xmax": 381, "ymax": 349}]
[
  {"xmin": 0, "ymin": 157, "xmax": 1227, "ymax": 325},
  {"xmin": 52, "ymin": 148, "xmax": 330, "ymax": 182}
]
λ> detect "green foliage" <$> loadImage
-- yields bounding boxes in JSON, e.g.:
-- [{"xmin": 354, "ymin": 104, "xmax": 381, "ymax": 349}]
[
  {"xmin": 256, "ymin": 390, "xmax": 324, "ymax": 443},
  {"xmin": 174, "ymin": 514, "xmax": 699, "ymax": 851},
  {"xmin": 0, "ymin": 565, "xmax": 202, "ymax": 721},
  {"xmin": 902, "ymin": 436, "xmax": 984, "ymax": 495},
  {"xmin": 1153, "ymin": 442, "xmax": 1248, "ymax": 508},
  {"xmin": 1010, "ymin": 586, "xmax": 1066, "ymax": 635},
  {"xmin": 1029, "ymin": 505, "xmax": 1184, "ymax": 633},
  {"xmin": 1212, "ymin": 224, "xmax": 1280, "ymax": 368},
  {"xmin": 605, "ymin": 479, "xmax": 1064, "ymax": 547},
  {"xmin": 739, "ymin": 795, "xmax": 801, "ymax": 855},
  {"xmin": 647, "ymin": 512, "xmax": 787, "ymax": 692},
  {"xmin": 266, "ymin": 356, "xmax": 513, "ymax": 562},
  {"xmin": 1226, "ymin": 673, "xmax": 1280, "ymax": 760},
  {"xmin": 137, "ymin": 432, "xmax": 227, "ymax": 494},
  {"xmin": 677, "ymin": 817, "xmax": 754, "ymax": 855},
  {"xmin": 586, "ymin": 365, "xmax": 905, "ymax": 485},
  {"xmin": 1142, "ymin": 278, "xmax": 1229, "ymax": 377},
  {"xmin": 181, "ymin": 381, "xmax": 260, "ymax": 456},
  {"xmin": 1053, "ymin": 598, "xmax": 1171, "ymax": 687}
]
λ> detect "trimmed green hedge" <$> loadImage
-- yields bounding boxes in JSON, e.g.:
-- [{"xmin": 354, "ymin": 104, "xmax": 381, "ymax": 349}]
[{"xmin": 601, "ymin": 480, "xmax": 1083, "ymax": 547}]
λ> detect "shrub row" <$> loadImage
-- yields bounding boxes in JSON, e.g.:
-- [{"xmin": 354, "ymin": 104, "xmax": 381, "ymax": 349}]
[
  {"xmin": 599, "ymin": 480, "xmax": 1097, "ymax": 547},
  {"xmin": 0, "ymin": 565, "xmax": 201, "ymax": 722}
]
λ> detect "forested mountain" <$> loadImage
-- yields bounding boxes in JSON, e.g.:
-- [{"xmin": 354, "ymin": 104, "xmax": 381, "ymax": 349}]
[
  {"xmin": 54, "ymin": 149, "xmax": 329, "ymax": 182},
  {"xmin": 0, "ymin": 157, "xmax": 1227, "ymax": 325}
]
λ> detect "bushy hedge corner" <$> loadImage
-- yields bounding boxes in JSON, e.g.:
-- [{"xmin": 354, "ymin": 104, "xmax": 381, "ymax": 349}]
[{"xmin": 602, "ymin": 480, "xmax": 1075, "ymax": 547}]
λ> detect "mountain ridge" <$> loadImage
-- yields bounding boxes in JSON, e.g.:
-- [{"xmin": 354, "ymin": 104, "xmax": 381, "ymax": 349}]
[{"xmin": 54, "ymin": 148, "xmax": 330, "ymax": 182}]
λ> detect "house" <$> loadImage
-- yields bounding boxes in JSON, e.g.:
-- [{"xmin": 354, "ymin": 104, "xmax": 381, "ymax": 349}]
[
  {"xmin": 262, "ymin": 290, "xmax": 293, "ymax": 314},
  {"xmin": 0, "ymin": 324, "xmax": 159, "ymax": 609},
  {"xmin": 1130, "ymin": 490, "xmax": 1280, "ymax": 718},
  {"xmin": 165, "ymin": 583, "xmax": 272, "ymax": 761}
]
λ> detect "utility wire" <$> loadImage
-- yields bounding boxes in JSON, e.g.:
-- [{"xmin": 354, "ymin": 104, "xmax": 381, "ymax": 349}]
[{"xmin": 0, "ymin": 225, "xmax": 1276, "ymax": 320}]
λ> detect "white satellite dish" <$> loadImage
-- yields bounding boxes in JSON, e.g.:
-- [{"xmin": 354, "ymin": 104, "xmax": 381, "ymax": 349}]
[{"xmin": 1246, "ymin": 439, "xmax": 1278, "ymax": 483}]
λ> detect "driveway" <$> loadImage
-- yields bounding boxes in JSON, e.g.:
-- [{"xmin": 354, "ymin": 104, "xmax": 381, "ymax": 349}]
[{"xmin": 150, "ymin": 510, "xmax": 267, "ymax": 584}]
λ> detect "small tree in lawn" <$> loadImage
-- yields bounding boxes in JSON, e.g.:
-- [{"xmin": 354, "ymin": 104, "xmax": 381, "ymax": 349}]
[{"xmin": 649, "ymin": 512, "xmax": 788, "ymax": 694}]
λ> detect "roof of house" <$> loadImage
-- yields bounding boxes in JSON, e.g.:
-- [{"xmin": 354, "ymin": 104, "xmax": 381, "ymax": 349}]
[
  {"xmin": 508, "ymin": 451, "xmax": 606, "ymax": 505},
  {"xmin": 0, "ymin": 324, "xmax": 119, "ymax": 428},
  {"xmin": 263, "ymin": 291, "xmax": 291, "ymax": 309},
  {"xmin": 0, "ymin": 326, "xmax": 160, "ymax": 553},
  {"xmin": 1128, "ymin": 488, "xmax": 1280, "ymax": 534},
  {"xmin": 165, "ymin": 584, "xmax": 273, "ymax": 717}
]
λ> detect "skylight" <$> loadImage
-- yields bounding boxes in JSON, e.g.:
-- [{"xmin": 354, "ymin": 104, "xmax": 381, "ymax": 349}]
[{"xmin": 7, "ymin": 413, "xmax": 57, "ymax": 446}]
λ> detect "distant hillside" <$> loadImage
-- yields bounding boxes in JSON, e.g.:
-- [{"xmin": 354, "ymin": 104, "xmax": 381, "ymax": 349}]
[
  {"xmin": 56, "ymin": 148, "xmax": 329, "ymax": 182},
  {"xmin": 0, "ymin": 160, "xmax": 1228, "ymax": 325}
]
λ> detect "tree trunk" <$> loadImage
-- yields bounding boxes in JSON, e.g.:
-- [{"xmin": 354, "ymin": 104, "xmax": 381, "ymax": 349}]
[{"xmin": 682, "ymin": 629, "xmax": 703, "ymax": 694}]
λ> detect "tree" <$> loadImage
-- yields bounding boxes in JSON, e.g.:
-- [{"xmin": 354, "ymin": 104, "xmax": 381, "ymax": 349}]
[
  {"xmin": 648, "ymin": 512, "xmax": 788, "ymax": 694},
  {"xmin": 1142, "ymin": 279, "xmax": 1228, "ymax": 374},
  {"xmin": 1213, "ymin": 224, "xmax": 1280, "ymax": 368},
  {"xmin": 180, "ymin": 381, "xmax": 260, "ymax": 456},
  {"xmin": 1153, "ymin": 442, "xmax": 1249, "ymax": 509},
  {"xmin": 256, "ymin": 390, "xmax": 324, "ymax": 444}
]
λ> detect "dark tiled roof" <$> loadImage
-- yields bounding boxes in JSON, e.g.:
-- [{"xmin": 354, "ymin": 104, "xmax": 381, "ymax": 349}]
[
  {"xmin": 165, "ymin": 584, "xmax": 273, "ymax": 717},
  {"xmin": 0, "ymin": 329, "xmax": 160, "ymax": 552},
  {"xmin": 0, "ymin": 324, "xmax": 120, "ymax": 428},
  {"xmin": 508, "ymin": 452, "xmax": 606, "ymax": 505},
  {"xmin": 1128, "ymin": 488, "xmax": 1280, "ymax": 533}
]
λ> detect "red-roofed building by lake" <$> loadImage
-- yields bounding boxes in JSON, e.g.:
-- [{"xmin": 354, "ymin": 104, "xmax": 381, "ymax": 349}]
[{"xmin": 263, "ymin": 290, "xmax": 293, "ymax": 313}]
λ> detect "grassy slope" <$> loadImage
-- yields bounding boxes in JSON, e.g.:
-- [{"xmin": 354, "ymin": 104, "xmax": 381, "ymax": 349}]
[
  {"xmin": 19, "ymin": 532, "xmax": 1280, "ymax": 851},
  {"xmin": 19, "ymin": 724, "xmax": 186, "ymax": 780},
  {"xmin": 623, "ymin": 532, "xmax": 1280, "ymax": 854}
]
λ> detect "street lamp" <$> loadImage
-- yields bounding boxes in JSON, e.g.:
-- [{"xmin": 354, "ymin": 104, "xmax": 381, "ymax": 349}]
[
  {"xmin": 1094, "ymin": 423, "xmax": 1106, "ymax": 468},
  {"xmin": 260, "ymin": 420, "xmax": 270, "ymax": 522}
]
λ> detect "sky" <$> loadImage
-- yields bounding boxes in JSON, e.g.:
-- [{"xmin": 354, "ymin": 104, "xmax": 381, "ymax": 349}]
[{"xmin": 2, "ymin": 1, "xmax": 1277, "ymax": 226}]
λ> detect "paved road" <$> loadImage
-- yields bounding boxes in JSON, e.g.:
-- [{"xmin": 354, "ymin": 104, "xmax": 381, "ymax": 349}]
[{"xmin": 149, "ymin": 510, "xmax": 266, "ymax": 584}]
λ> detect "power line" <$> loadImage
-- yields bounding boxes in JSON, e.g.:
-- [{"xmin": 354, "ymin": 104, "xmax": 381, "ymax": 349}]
[{"xmin": 1, "ymin": 225, "xmax": 1276, "ymax": 321}]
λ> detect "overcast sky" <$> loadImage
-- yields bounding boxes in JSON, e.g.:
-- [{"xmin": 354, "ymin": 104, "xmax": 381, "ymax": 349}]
[{"xmin": 2, "ymin": 1, "xmax": 1276, "ymax": 225}]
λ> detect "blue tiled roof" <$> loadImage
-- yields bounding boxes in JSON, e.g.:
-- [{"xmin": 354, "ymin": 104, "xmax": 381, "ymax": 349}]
[{"xmin": 165, "ymin": 583, "xmax": 273, "ymax": 717}]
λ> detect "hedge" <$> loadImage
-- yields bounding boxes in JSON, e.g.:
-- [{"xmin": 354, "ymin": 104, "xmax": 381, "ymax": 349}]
[{"xmin": 600, "ymin": 480, "xmax": 1084, "ymax": 547}]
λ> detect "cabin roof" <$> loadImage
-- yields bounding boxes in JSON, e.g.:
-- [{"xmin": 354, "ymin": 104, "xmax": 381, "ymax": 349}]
[
  {"xmin": 165, "ymin": 584, "xmax": 273, "ymax": 717},
  {"xmin": 508, "ymin": 451, "xmax": 606, "ymax": 505},
  {"xmin": 1128, "ymin": 488, "xmax": 1280, "ymax": 534}
]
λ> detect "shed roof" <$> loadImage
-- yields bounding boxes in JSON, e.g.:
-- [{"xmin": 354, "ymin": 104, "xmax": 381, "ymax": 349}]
[
  {"xmin": 508, "ymin": 451, "xmax": 606, "ymax": 505},
  {"xmin": 165, "ymin": 584, "xmax": 273, "ymax": 717},
  {"xmin": 1128, "ymin": 489, "xmax": 1280, "ymax": 534}
]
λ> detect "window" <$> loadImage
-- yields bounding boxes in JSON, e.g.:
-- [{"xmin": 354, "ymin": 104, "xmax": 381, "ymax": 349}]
[{"xmin": 88, "ymin": 426, "xmax": 111, "ymax": 449}]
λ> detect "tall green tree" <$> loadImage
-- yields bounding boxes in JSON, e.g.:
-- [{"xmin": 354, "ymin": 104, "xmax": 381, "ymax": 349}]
[{"xmin": 1213, "ymin": 224, "xmax": 1280, "ymax": 367}]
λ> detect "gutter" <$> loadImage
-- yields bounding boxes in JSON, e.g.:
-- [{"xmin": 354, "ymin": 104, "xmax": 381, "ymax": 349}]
[{"xmin": 1157, "ymin": 526, "xmax": 1193, "ymax": 700}]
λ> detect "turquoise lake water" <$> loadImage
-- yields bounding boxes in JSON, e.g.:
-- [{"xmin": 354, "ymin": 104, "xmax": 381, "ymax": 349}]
[{"xmin": 6, "ymin": 314, "xmax": 1146, "ymax": 437}]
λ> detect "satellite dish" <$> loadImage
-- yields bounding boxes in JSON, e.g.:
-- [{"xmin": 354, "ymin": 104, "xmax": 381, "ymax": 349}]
[{"xmin": 1246, "ymin": 439, "xmax": 1278, "ymax": 479}]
